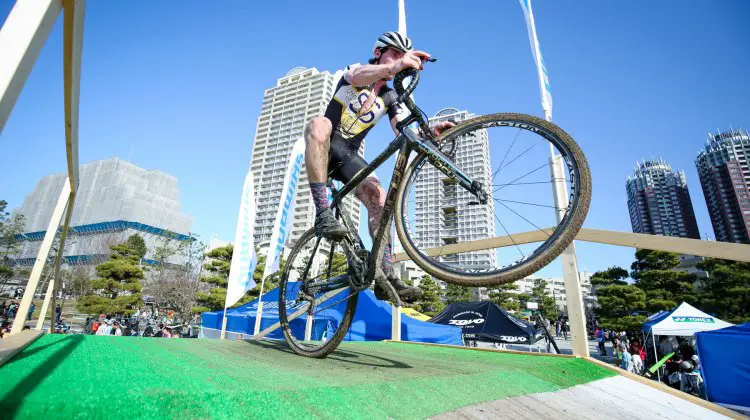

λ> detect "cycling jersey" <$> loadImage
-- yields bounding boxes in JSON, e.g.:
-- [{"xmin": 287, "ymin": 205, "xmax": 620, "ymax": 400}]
[{"xmin": 324, "ymin": 63, "xmax": 403, "ymax": 149}]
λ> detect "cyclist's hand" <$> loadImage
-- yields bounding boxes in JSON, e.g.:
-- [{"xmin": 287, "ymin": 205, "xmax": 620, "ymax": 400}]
[
  {"xmin": 395, "ymin": 50, "xmax": 431, "ymax": 73},
  {"xmin": 432, "ymin": 121, "xmax": 455, "ymax": 138}
]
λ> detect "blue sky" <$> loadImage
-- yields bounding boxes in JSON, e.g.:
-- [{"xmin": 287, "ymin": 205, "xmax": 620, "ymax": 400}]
[{"xmin": 1, "ymin": 1, "xmax": 748, "ymax": 277}]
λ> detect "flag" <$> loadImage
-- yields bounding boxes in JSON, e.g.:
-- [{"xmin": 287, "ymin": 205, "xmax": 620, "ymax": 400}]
[
  {"xmin": 225, "ymin": 171, "xmax": 258, "ymax": 308},
  {"xmin": 261, "ymin": 136, "xmax": 305, "ymax": 280},
  {"xmin": 518, "ymin": 0, "xmax": 553, "ymax": 121}
]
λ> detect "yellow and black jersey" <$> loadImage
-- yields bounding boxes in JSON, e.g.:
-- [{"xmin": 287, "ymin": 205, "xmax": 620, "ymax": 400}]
[{"xmin": 324, "ymin": 63, "xmax": 404, "ymax": 146}]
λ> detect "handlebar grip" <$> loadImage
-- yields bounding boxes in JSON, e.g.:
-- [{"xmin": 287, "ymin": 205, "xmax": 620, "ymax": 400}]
[{"xmin": 394, "ymin": 69, "xmax": 420, "ymax": 103}]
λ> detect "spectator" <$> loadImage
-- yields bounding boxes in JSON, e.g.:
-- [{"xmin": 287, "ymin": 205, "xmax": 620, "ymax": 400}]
[
  {"xmin": 691, "ymin": 355, "xmax": 701, "ymax": 374},
  {"xmin": 665, "ymin": 354, "xmax": 684, "ymax": 390},
  {"xmin": 631, "ymin": 348, "xmax": 644, "ymax": 374},
  {"xmin": 597, "ymin": 329, "xmax": 607, "ymax": 356},
  {"xmin": 562, "ymin": 322, "xmax": 569, "ymax": 340},
  {"xmin": 161, "ymin": 326, "xmax": 172, "ymax": 338},
  {"xmin": 112, "ymin": 322, "xmax": 123, "ymax": 336},
  {"xmin": 96, "ymin": 320, "xmax": 113, "ymax": 336},
  {"xmin": 54, "ymin": 304, "xmax": 61, "ymax": 323},
  {"xmin": 679, "ymin": 360, "xmax": 703, "ymax": 397},
  {"xmin": 27, "ymin": 302, "xmax": 35, "ymax": 321},
  {"xmin": 7, "ymin": 302, "xmax": 17, "ymax": 319},
  {"xmin": 620, "ymin": 347, "xmax": 633, "ymax": 372}
]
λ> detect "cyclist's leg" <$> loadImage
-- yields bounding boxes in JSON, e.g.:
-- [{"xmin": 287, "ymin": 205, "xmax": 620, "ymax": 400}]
[
  {"xmin": 354, "ymin": 176, "xmax": 394, "ymax": 276},
  {"xmin": 305, "ymin": 117, "xmax": 347, "ymax": 238},
  {"xmin": 305, "ymin": 117, "xmax": 332, "ymax": 212}
]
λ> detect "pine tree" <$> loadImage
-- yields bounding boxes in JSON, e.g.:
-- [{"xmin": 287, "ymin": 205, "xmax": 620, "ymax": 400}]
[
  {"xmin": 77, "ymin": 234, "xmax": 146, "ymax": 315},
  {"xmin": 415, "ymin": 275, "xmax": 445, "ymax": 316}
]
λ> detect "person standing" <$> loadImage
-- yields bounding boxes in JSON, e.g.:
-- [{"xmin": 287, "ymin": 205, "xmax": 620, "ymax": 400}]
[{"xmin": 27, "ymin": 302, "xmax": 35, "ymax": 321}]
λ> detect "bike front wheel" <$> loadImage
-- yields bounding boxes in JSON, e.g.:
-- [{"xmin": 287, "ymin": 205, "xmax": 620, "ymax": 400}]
[
  {"xmin": 278, "ymin": 227, "xmax": 359, "ymax": 358},
  {"xmin": 394, "ymin": 112, "xmax": 591, "ymax": 287}
]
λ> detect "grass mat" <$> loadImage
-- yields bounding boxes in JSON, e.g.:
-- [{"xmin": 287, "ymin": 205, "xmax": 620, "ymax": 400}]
[{"xmin": 0, "ymin": 335, "xmax": 614, "ymax": 419}]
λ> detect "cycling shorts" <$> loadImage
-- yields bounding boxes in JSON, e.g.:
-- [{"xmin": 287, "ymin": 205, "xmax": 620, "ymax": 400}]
[{"xmin": 328, "ymin": 135, "xmax": 368, "ymax": 184}]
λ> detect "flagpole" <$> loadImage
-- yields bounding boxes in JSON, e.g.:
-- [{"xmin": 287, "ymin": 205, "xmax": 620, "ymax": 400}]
[
  {"xmin": 220, "ymin": 307, "xmax": 228, "ymax": 339},
  {"xmin": 518, "ymin": 0, "xmax": 588, "ymax": 358},
  {"xmin": 253, "ymin": 276, "xmax": 266, "ymax": 335}
]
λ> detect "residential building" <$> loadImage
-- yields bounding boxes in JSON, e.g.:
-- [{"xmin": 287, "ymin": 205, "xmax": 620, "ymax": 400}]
[
  {"xmin": 249, "ymin": 67, "xmax": 362, "ymax": 255},
  {"xmin": 626, "ymin": 158, "xmax": 700, "ymax": 239},
  {"xmin": 695, "ymin": 128, "xmax": 750, "ymax": 243}
]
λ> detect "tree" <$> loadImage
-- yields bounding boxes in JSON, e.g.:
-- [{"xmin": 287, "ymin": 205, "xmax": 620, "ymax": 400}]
[
  {"xmin": 192, "ymin": 245, "xmax": 281, "ymax": 314},
  {"xmin": 445, "ymin": 284, "xmax": 472, "ymax": 304},
  {"xmin": 696, "ymin": 259, "xmax": 750, "ymax": 324},
  {"xmin": 530, "ymin": 278, "xmax": 557, "ymax": 319},
  {"xmin": 488, "ymin": 282, "xmax": 529, "ymax": 313},
  {"xmin": 631, "ymin": 250, "xmax": 696, "ymax": 313},
  {"xmin": 76, "ymin": 234, "xmax": 146, "ymax": 315},
  {"xmin": 594, "ymin": 284, "xmax": 647, "ymax": 330},
  {"xmin": 414, "ymin": 275, "xmax": 444, "ymax": 316},
  {"xmin": 590, "ymin": 266, "xmax": 629, "ymax": 287}
]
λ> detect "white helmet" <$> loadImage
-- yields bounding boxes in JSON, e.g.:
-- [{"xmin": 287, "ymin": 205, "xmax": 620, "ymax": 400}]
[{"xmin": 373, "ymin": 31, "xmax": 413, "ymax": 54}]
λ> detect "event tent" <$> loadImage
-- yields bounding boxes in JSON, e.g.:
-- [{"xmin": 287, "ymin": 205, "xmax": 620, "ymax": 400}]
[
  {"xmin": 641, "ymin": 302, "xmax": 733, "ymax": 336},
  {"xmin": 429, "ymin": 301, "xmax": 540, "ymax": 344},
  {"xmin": 201, "ymin": 285, "xmax": 462, "ymax": 345},
  {"xmin": 696, "ymin": 322, "xmax": 750, "ymax": 413}
]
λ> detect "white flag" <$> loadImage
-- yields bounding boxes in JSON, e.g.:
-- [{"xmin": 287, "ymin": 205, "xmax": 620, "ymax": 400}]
[
  {"xmin": 262, "ymin": 136, "xmax": 306, "ymax": 280},
  {"xmin": 518, "ymin": 0, "xmax": 553, "ymax": 121},
  {"xmin": 225, "ymin": 171, "xmax": 258, "ymax": 308}
]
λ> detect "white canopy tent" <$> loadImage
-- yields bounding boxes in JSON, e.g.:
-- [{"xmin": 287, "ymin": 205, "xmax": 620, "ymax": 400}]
[{"xmin": 642, "ymin": 302, "xmax": 733, "ymax": 337}]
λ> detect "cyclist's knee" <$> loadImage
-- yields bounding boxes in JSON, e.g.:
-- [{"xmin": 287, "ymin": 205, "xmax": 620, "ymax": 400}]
[{"xmin": 305, "ymin": 117, "xmax": 332, "ymax": 146}]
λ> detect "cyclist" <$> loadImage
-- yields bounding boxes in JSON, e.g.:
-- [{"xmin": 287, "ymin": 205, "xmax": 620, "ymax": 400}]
[{"xmin": 304, "ymin": 31, "xmax": 454, "ymax": 302}]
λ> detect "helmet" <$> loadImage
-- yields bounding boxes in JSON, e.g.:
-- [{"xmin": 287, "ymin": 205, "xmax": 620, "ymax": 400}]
[
  {"xmin": 680, "ymin": 361, "xmax": 693, "ymax": 372},
  {"xmin": 373, "ymin": 31, "xmax": 413, "ymax": 54}
]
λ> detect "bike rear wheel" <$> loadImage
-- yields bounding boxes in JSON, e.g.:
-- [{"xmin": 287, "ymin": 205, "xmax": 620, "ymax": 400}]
[
  {"xmin": 278, "ymin": 227, "xmax": 359, "ymax": 358},
  {"xmin": 394, "ymin": 112, "xmax": 591, "ymax": 286}
]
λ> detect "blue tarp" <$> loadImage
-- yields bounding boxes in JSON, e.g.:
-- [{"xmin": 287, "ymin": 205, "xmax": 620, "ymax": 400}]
[
  {"xmin": 696, "ymin": 322, "xmax": 750, "ymax": 411},
  {"xmin": 201, "ymin": 285, "xmax": 462, "ymax": 345}
]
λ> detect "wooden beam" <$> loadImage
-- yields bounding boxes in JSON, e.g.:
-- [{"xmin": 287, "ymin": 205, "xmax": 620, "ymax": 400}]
[
  {"xmin": 393, "ymin": 228, "xmax": 750, "ymax": 263},
  {"xmin": 0, "ymin": 0, "xmax": 62, "ymax": 132},
  {"xmin": 63, "ymin": 0, "xmax": 85, "ymax": 189}
]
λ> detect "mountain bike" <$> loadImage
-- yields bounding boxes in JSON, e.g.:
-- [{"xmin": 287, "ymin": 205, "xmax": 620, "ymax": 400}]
[{"xmin": 278, "ymin": 65, "xmax": 591, "ymax": 358}]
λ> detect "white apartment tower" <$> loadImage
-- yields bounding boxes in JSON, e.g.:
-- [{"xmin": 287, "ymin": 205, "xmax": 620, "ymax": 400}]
[
  {"xmin": 414, "ymin": 108, "xmax": 497, "ymax": 272},
  {"xmin": 250, "ymin": 67, "xmax": 361, "ymax": 251}
]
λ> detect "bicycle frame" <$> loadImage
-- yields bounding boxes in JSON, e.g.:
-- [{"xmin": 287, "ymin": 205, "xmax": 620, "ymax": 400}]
[{"xmin": 328, "ymin": 126, "xmax": 488, "ymax": 287}]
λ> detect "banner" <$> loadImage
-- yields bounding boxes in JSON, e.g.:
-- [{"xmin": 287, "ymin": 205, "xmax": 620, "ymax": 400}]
[
  {"xmin": 518, "ymin": 0, "xmax": 553, "ymax": 121},
  {"xmin": 224, "ymin": 171, "xmax": 258, "ymax": 308},
  {"xmin": 261, "ymin": 136, "xmax": 305, "ymax": 280}
]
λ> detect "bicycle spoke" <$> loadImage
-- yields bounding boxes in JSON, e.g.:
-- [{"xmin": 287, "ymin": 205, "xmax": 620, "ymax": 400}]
[
  {"xmin": 499, "ymin": 143, "xmax": 538, "ymax": 172},
  {"xmin": 494, "ymin": 199, "xmax": 552, "ymax": 237},
  {"xmin": 494, "ymin": 212, "xmax": 525, "ymax": 259},
  {"xmin": 491, "ymin": 128, "xmax": 522, "ymax": 182},
  {"xmin": 493, "ymin": 162, "xmax": 549, "ymax": 193},
  {"xmin": 492, "ymin": 179, "xmax": 565, "ymax": 188},
  {"xmin": 497, "ymin": 198, "xmax": 567, "ymax": 211}
]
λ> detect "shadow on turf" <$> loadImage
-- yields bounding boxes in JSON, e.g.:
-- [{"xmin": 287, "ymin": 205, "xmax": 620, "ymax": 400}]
[
  {"xmin": 247, "ymin": 340, "xmax": 413, "ymax": 369},
  {"xmin": 0, "ymin": 334, "xmax": 84, "ymax": 416}
]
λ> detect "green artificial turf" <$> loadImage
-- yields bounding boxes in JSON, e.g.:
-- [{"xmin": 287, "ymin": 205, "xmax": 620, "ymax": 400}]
[{"xmin": 0, "ymin": 335, "xmax": 614, "ymax": 419}]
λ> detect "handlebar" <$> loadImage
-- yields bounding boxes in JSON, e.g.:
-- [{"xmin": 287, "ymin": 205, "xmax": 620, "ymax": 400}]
[{"xmin": 393, "ymin": 66, "xmax": 434, "ymax": 140}]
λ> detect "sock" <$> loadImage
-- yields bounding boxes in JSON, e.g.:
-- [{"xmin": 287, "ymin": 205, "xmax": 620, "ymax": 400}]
[
  {"xmin": 310, "ymin": 182, "xmax": 329, "ymax": 215},
  {"xmin": 381, "ymin": 242, "xmax": 395, "ymax": 278}
]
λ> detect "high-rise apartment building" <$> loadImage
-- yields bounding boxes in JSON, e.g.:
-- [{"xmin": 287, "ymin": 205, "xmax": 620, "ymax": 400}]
[
  {"xmin": 696, "ymin": 129, "xmax": 750, "ymax": 243},
  {"xmin": 626, "ymin": 158, "xmax": 700, "ymax": 239},
  {"xmin": 413, "ymin": 108, "xmax": 497, "ymax": 270},
  {"xmin": 249, "ymin": 67, "xmax": 361, "ymax": 251}
]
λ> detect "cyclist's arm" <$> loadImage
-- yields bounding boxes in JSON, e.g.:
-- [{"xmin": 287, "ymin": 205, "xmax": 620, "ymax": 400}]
[{"xmin": 346, "ymin": 63, "xmax": 398, "ymax": 87}]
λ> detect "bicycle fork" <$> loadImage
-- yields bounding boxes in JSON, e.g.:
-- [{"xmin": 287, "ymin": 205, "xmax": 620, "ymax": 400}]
[{"xmin": 404, "ymin": 129, "xmax": 489, "ymax": 205}]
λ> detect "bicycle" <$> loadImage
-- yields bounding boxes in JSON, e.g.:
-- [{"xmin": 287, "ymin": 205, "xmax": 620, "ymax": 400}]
[{"xmin": 278, "ymin": 65, "xmax": 591, "ymax": 358}]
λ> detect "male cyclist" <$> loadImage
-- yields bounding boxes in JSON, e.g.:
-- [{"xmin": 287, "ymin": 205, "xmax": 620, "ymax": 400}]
[{"xmin": 304, "ymin": 32, "xmax": 454, "ymax": 302}]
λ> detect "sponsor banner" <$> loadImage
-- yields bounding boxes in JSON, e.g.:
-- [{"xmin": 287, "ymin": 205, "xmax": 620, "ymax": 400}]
[
  {"xmin": 262, "ymin": 137, "xmax": 305, "ymax": 280},
  {"xmin": 518, "ymin": 0, "xmax": 553, "ymax": 121},
  {"xmin": 225, "ymin": 171, "xmax": 258, "ymax": 308}
]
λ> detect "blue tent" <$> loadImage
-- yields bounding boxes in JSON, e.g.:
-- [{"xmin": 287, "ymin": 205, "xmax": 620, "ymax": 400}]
[
  {"xmin": 696, "ymin": 322, "xmax": 750, "ymax": 413},
  {"xmin": 201, "ymin": 286, "xmax": 462, "ymax": 345}
]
